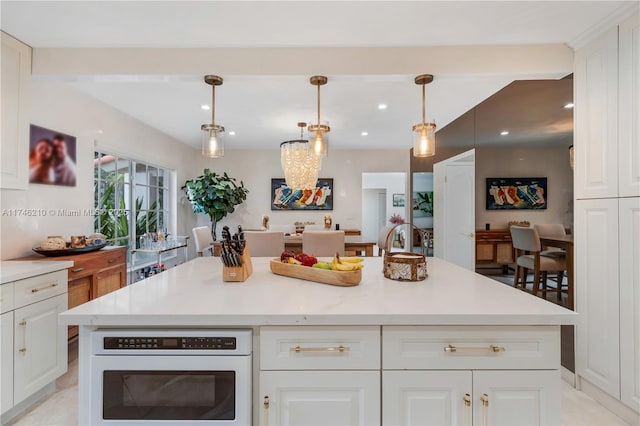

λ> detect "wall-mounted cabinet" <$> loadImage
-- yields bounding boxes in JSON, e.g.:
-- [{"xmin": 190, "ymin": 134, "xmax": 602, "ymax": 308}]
[{"xmin": 0, "ymin": 32, "xmax": 30, "ymax": 190}]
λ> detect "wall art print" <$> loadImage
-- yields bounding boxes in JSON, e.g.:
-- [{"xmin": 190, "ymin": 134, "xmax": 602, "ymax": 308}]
[
  {"xmin": 271, "ymin": 178, "xmax": 333, "ymax": 210},
  {"xmin": 29, "ymin": 124, "xmax": 77, "ymax": 186},
  {"xmin": 486, "ymin": 177, "xmax": 547, "ymax": 210},
  {"xmin": 413, "ymin": 191, "xmax": 434, "ymax": 217}
]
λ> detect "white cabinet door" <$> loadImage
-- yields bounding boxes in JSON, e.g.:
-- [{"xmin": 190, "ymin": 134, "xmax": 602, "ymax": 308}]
[
  {"xmin": 0, "ymin": 32, "xmax": 30, "ymax": 190},
  {"xmin": 1, "ymin": 311, "xmax": 13, "ymax": 414},
  {"xmin": 13, "ymin": 293, "xmax": 67, "ymax": 405},
  {"xmin": 574, "ymin": 26, "xmax": 619, "ymax": 199},
  {"xmin": 473, "ymin": 370, "xmax": 560, "ymax": 426},
  {"xmin": 260, "ymin": 370, "xmax": 379, "ymax": 426},
  {"xmin": 618, "ymin": 11, "xmax": 640, "ymax": 198},
  {"xmin": 575, "ymin": 198, "xmax": 620, "ymax": 398},
  {"xmin": 619, "ymin": 197, "xmax": 640, "ymax": 412},
  {"xmin": 383, "ymin": 370, "xmax": 471, "ymax": 426}
]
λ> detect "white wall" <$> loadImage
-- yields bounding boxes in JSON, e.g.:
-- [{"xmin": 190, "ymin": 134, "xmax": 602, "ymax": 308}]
[
  {"xmin": 192, "ymin": 150, "xmax": 409, "ymax": 239},
  {"xmin": 0, "ymin": 81, "xmax": 200, "ymax": 260},
  {"xmin": 475, "ymin": 145, "xmax": 573, "ymax": 230}
]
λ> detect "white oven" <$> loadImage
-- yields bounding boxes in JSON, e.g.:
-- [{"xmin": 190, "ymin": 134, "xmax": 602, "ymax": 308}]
[{"xmin": 88, "ymin": 329, "xmax": 252, "ymax": 425}]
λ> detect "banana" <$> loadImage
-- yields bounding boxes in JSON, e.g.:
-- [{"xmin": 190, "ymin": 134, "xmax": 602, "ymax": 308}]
[
  {"xmin": 333, "ymin": 261, "xmax": 363, "ymax": 271},
  {"xmin": 288, "ymin": 257, "xmax": 302, "ymax": 265},
  {"xmin": 340, "ymin": 256, "xmax": 364, "ymax": 263}
]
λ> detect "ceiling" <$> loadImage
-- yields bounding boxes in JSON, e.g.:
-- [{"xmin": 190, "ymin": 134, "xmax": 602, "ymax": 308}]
[{"xmin": 1, "ymin": 1, "xmax": 635, "ymax": 151}]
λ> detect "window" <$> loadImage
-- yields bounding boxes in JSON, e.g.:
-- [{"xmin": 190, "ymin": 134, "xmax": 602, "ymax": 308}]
[{"xmin": 94, "ymin": 151, "xmax": 172, "ymax": 268}]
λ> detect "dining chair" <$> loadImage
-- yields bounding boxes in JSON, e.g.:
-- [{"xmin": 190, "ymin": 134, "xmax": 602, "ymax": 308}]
[
  {"xmin": 192, "ymin": 226, "xmax": 214, "ymax": 257},
  {"xmin": 302, "ymin": 230, "xmax": 345, "ymax": 257},
  {"xmin": 377, "ymin": 226, "xmax": 394, "ymax": 256},
  {"xmin": 510, "ymin": 226, "xmax": 567, "ymax": 302},
  {"xmin": 534, "ymin": 223, "xmax": 567, "ymax": 257},
  {"xmin": 243, "ymin": 231, "xmax": 285, "ymax": 257}
]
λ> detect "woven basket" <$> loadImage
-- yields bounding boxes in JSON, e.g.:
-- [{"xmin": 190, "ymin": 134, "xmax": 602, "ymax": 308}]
[{"xmin": 383, "ymin": 252, "xmax": 427, "ymax": 282}]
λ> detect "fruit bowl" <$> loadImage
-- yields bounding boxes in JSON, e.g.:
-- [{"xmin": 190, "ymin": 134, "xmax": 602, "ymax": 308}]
[{"xmin": 269, "ymin": 259, "xmax": 361, "ymax": 287}]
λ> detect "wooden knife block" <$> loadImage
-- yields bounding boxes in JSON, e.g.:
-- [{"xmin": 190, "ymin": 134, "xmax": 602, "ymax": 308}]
[{"xmin": 222, "ymin": 244, "xmax": 253, "ymax": 282}]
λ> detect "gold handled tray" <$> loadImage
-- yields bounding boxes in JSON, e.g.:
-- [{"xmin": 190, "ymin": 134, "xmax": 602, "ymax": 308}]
[{"xmin": 269, "ymin": 259, "xmax": 361, "ymax": 287}]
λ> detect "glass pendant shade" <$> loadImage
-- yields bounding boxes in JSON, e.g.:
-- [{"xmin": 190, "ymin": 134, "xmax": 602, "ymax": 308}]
[
  {"xmin": 308, "ymin": 125, "xmax": 329, "ymax": 157},
  {"xmin": 201, "ymin": 124, "xmax": 225, "ymax": 157},
  {"xmin": 280, "ymin": 139, "xmax": 322, "ymax": 191},
  {"xmin": 412, "ymin": 122, "xmax": 436, "ymax": 157}
]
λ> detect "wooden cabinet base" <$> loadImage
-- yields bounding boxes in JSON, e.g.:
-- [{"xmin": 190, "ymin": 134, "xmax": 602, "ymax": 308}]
[
  {"xmin": 476, "ymin": 229, "xmax": 514, "ymax": 273},
  {"xmin": 15, "ymin": 247, "xmax": 127, "ymax": 342}
]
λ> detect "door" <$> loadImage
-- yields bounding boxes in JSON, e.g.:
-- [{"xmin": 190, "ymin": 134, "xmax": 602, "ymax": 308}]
[
  {"xmin": 261, "ymin": 370, "xmax": 380, "ymax": 426},
  {"xmin": 473, "ymin": 370, "xmax": 560, "ymax": 426},
  {"xmin": 362, "ymin": 188, "xmax": 386, "ymax": 242},
  {"xmin": 1, "ymin": 311, "xmax": 13, "ymax": 414},
  {"xmin": 619, "ymin": 197, "xmax": 640, "ymax": 411},
  {"xmin": 13, "ymin": 293, "xmax": 67, "ymax": 404},
  {"xmin": 383, "ymin": 370, "xmax": 471, "ymax": 426},
  {"xmin": 434, "ymin": 149, "xmax": 476, "ymax": 270},
  {"xmin": 575, "ymin": 198, "xmax": 620, "ymax": 398}
]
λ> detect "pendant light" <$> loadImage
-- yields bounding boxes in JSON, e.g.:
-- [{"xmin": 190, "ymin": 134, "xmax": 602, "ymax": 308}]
[
  {"xmin": 201, "ymin": 75, "xmax": 225, "ymax": 157},
  {"xmin": 307, "ymin": 75, "xmax": 330, "ymax": 157},
  {"xmin": 412, "ymin": 74, "xmax": 436, "ymax": 157},
  {"xmin": 280, "ymin": 122, "xmax": 322, "ymax": 191}
]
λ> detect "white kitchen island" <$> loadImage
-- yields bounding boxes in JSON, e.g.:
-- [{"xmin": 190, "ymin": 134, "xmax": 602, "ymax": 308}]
[{"xmin": 60, "ymin": 256, "xmax": 576, "ymax": 426}]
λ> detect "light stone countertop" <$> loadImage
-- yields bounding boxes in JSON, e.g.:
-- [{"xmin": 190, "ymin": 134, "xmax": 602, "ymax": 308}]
[
  {"xmin": 1, "ymin": 260, "xmax": 74, "ymax": 284},
  {"xmin": 59, "ymin": 256, "xmax": 576, "ymax": 327}
]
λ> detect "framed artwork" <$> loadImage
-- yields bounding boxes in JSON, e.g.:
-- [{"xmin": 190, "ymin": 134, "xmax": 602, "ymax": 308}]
[
  {"xmin": 486, "ymin": 177, "xmax": 547, "ymax": 210},
  {"xmin": 271, "ymin": 178, "xmax": 333, "ymax": 210},
  {"xmin": 29, "ymin": 124, "xmax": 77, "ymax": 186},
  {"xmin": 392, "ymin": 193, "xmax": 405, "ymax": 207},
  {"xmin": 413, "ymin": 191, "xmax": 433, "ymax": 217}
]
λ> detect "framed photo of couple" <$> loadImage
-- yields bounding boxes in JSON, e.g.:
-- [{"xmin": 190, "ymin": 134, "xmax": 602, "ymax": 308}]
[{"xmin": 29, "ymin": 124, "xmax": 77, "ymax": 186}]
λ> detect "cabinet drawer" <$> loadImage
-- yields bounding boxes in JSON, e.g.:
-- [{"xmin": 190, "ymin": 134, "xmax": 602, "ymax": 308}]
[
  {"xmin": 0, "ymin": 282, "xmax": 14, "ymax": 313},
  {"xmin": 261, "ymin": 326, "xmax": 380, "ymax": 370},
  {"xmin": 14, "ymin": 270, "xmax": 67, "ymax": 309},
  {"xmin": 383, "ymin": 326, "xmax": 559, "ymax": 370}
]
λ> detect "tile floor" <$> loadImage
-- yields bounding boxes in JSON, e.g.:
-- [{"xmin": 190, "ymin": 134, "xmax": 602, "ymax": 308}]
[{"xmin": 6, "ymin": 339, "xmax": 631, "ymax": 426}]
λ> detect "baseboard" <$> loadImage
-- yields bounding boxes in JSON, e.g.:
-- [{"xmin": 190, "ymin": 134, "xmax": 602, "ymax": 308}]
[
  {"xmin": 0, "ymin": 382, "xmax": 55, "ymax": 425},
  {"xmin": 577, "ymin": 375, "xmax": 640, "ymax": 425},
  {"xmin": 561, "ymin": 366, "xmax": 575, "ymax": 386}
]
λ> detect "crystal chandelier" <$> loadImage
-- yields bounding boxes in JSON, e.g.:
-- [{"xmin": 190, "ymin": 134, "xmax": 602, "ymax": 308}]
[
  {"xmin": 280, "ymin": 122, "xmax": 322, "ymax": 191},
  {"xmin": 412, "ymin": 74, "xmax": 436, "ymax": 157},
  {"xmin": 201, "ymin": 75, "xmax": 225, "ymax": 157},
  {"xmin": 307, "ymin": 76, "xmax": 330, "ymax": 157}
]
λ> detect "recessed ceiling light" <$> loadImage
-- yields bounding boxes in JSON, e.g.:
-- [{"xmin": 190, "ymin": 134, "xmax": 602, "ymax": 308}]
[
  {"xmin": 378, "ymin": 104, "xmax": 388, "ymax": 110},
  {"xmin": 361, "ymin": 131, "xmax": 368, "ymax": 136},
  {"xmin": 229, "ymin": 131, "xmax": 236, "ymax": 136},
  {"xmin": 201, "ymin": 104, "xmax": 210, "ymax": 110},
  {"xmin": 500, "ymin": 131, "xmax": 509, "ymax": 136},
  {"xmin": 564, "ymin": 102, "xmax": 574, "ymax": 109}
]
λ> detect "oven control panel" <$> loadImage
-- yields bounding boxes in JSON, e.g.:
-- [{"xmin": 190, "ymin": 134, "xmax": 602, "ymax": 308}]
[{"xmin": 104, "ymin": 337, "xmax": 237, "ymax": 350}]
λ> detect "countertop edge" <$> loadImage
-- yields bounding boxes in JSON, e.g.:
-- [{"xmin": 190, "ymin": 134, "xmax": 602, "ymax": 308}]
[{"xmin": 1, "ymin": 260, "xmax": 74, "ymax": 284}]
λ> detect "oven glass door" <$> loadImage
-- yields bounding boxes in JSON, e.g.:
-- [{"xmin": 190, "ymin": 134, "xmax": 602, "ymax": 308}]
[
  {"xmin": 103, "ymin": 370, "xmax": 235, "ymax": 420},
  {"xmin": 91, "ymin": 355, "xmax": 251, "ymax": 425}
]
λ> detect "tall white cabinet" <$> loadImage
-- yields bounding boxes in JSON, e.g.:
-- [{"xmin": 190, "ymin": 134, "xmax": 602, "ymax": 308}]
[
  {"xmin": 0, "ymin": 31, "xmax": 30, "ymax": 190},
  {"xmin": 574, "ymin": 9, "xmax": 640, "ymax": 423}
]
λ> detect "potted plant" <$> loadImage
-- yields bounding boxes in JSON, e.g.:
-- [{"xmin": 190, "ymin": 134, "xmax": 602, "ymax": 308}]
[{"xmin": 182, "ymin": 169, "xmax": 249, "ymax": 240}]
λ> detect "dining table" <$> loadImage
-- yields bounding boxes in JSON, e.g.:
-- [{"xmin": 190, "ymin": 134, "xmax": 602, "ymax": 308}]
[
  {"xmin": 211, "ymin": 234, "xmax": 376, "ymax": 257},
  {"xmin": 539, "ymin": 235, "xmax": 574, "ymax": 311}
]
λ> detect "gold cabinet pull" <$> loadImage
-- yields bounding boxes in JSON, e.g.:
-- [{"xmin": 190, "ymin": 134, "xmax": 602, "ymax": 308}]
[
  {"xmin": 18, "ymin": 319, "xmax": 27, "ymax": 354},
  {"xmin": 291, "ymin": 345, "xmax": 349, "ymax": 353},
  {"xmin": 444, "ymin": 344, "xmax": 505, "ymax": 353},
  {"xmin": 31, "ymin": 282, "xmax": 58, "ymax": 293},
  {"xmin": 463, "ymin": 393, "xmax": 472, "ymax": 426},
  {"xmin": 71, "ymin": 267, "xmax": 85, "ymax": 273},
  {"xmin": 263, "ymin": 395, "xmax": 270, "ymax": 426},
  {"xmin": 480, "ymin": 394, "xmax": 489, "ymax": 426},
  {"xmin": 108, "ymin": 258, "xmax": 117, "ymax": 264}
]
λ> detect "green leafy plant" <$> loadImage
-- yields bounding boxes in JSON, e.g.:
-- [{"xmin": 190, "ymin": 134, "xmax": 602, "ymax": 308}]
[{"xmin": 182, "ymin": 169, "xmax": 249, "ymax": 240}]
